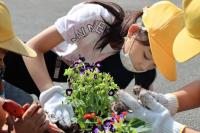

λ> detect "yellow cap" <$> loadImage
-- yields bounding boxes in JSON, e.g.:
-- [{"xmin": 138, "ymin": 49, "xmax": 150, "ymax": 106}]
[
  {"xmin": 0, "ymin": 1, "xmax": 36, "ymax": 57},
  {"xmin": 173, "ymin": 0, "xmax": 200, "ymax": 62},
  {"xmin": 142, "ymin": 1, "xmax": 184, "ymax": 80}
]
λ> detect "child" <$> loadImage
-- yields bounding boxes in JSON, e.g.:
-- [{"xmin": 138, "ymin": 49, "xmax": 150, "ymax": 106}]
[
  {"xmin": 0, "ymin": 1, "xmax": 49, "ymax": 132},
  {"xmin": 15, "ymin": 0, "xmax": 156, "ymax": 127}
]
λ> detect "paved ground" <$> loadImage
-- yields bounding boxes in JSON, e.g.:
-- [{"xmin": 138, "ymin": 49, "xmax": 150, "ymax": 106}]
[{"xmin": 4, "ymin": 0, "xmax": 200, "ymax": 131}]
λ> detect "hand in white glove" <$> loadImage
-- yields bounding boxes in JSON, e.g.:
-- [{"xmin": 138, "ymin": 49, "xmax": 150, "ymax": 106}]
[
  {"xmin": 118, "ymin": 90, "xmax": 186, "ymax": 133},
  {"xmin": 39, "ymin": 86, "xmax": 74, "ymax": 127},
  {"xmin": 133, "ymin": 86, "xmax": 179, "ymax": 115}
]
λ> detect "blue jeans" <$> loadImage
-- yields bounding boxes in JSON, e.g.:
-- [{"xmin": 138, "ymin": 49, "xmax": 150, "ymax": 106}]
[{"xmin": 0, "ymin": 80, "xmax": 33, "ymax": 105}]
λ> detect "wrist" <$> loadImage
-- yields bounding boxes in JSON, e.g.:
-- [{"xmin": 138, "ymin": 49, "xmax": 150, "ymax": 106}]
[
  {"xmin": 39, "ymin": 85, "xmax": 64, "ymax": 106},
  {"xmin": 165, "ymin": 93, "xmax": 179, "ymax": 115},
  {"xmin": 162, "ymin": 118, "xmax": 186, "ymax": 133}
]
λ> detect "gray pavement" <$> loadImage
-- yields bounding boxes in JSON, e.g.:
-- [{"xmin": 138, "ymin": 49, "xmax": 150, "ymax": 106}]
[{"xmin": 4, "ymin": 0, "xmax": 200, "ymax": 131}]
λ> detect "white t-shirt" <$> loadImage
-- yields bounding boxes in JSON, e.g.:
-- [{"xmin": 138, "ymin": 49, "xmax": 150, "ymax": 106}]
[{"xmin": 52, "ymin": 2, "xmax": 118, "ymax": 65}]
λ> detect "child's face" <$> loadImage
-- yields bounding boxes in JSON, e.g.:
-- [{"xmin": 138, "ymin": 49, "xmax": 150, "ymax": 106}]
[{"xmin": 123, "ymin": 31, "xmax": 155, "ymax": 72}]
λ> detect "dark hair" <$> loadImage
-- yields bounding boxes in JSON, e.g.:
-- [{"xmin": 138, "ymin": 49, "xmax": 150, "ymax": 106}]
[{"xmin": 87, "ymin": 0, "xmax": 142, "ymax": 50}]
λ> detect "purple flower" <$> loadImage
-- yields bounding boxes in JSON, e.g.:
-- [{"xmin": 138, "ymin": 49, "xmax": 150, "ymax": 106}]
[
  {"xmin": 120, "ymin": 114, "xmax": 124, "ymax": 119},
  {"xmin": 95, "ymin": 62, "xmax": 101, "ymax": 68},
  {"xmin": 86, "ymin": 66, "xmax": 92, "ymax": 70},
  {"xmin": 80, "ymin": 67, "xmax": 86, "ymax": 74},
  {"xmin": 104, "ymin": 120, "xmax": 111, "ymax": 127},
  {"xmin": 92, "ymin": 125, "xmax": 99, "ymax": 133},
  {"xmin": 103, "ymin": 120, "xmax": 115, "ymax": 132},
  {"xmin": 66, "ymin": 88, "xmax": 73, "ymax": 96},
  {"xmin": 110, "ymin": 125, "xmax": 115, "ymax": 132},
  {"xmin": 72, "ymin": 61, "xmax": 80, "ymax": 67},
  {"xmin": 111, "ymin": 117, "xmax": 117, "ymax": 122},
  {"xmin": 104, "ymin": 127, "xmax": 109, "ymax": 132}
]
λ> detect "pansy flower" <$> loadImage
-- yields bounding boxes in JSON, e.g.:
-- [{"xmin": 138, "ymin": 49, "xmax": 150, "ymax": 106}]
[
  {"xmin": 95, "ymin": 61, "xmax": 101, "ymax": 68},
  {"xmin": 66, "ymin": 88, "xmax": 73, "ymax": 96},
  {"xmin": 92, "ymin": 125, "xmax": 99, "ymax": 133}
]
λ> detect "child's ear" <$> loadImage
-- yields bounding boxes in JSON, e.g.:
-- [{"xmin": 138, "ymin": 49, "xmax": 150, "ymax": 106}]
[{"xmin": 127, "ymin": 24, "xmax": 139, "ymax": 38}]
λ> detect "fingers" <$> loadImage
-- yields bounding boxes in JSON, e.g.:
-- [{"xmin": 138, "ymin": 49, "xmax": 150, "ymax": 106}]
[
  {"xmin": 147, "ymin": 91, "xmax": 168, "ymax": 105},
  {"xmin": 22, "ymin": 103, "xmax": 30, "ymax": 111},
  {"xmin": 133, "ymin": 85, "xmax": 160, "ymax": 100},
  {"xmin": 33, "ymin": 107, "xmax": 44, "ymax": 121},
  {"xmin": 66, "ymin": 104, "xmax": 74, "ymax": 118},
  {"xmin": 20, "ymin": 102, "xmax": 49, "ymax": 133},
  {"xmin": 59, "ymin": 110, "xmax": 71, "ymax": 127},
  {"xmin": 132, "ymin": 86, "xmax": 167, "ymax": 112},
  {"xmin": 36, "ymin": 111, "xmax": 46, "ymax": 128},
  {"xmin": 132, "ymin": 85, "xmax": 143, "ymax": 96},
  {"xmin": 6, "ymin": 115, "xmax": 14, "ymax": 132},
  {"xmin": 48, "ymin": 123, "xmax": 65, "ymax": 133},
  {"xmin": 118, "ymin": 90, "xmax": 141, "ymax": 111},
  {"xmin": 134, "ymin": 87, "xmax": 169, "ymax": 107},
  {"xmin": 30, "ymin": 104, "xmax": 48, "ymax": 129},
  {"xmin": 22, "ymin": 102, "xmax": 39, "ymax": 120},
  {"xmin": 118, "ymin": 90, "xmax": 153, "ymax": 122},
  {"xmin": 139, "ymin": 90, "xmax": 166, "ymax": 112},
  {"xmin": 38, "ymin": 120, "xmax": 49, "ymax": 133}
]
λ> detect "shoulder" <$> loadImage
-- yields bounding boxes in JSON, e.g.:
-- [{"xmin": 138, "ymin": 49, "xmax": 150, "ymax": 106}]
[{"xmin": 67, "ymin": 2, "xmax": 114, "ymax": 20}]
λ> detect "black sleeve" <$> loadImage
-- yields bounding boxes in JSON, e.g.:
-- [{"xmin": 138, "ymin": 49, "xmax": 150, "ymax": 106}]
[
  {"xmin": 3, "ymin": 51, "xmax": 69, "ymax": 96},
  {"xmin": 3, "ymin": 52, "xmax": 40, "ymax": 96},
  {"xmin": 3, "ymin": 51, "xmax": 156, "ymax": 96},
  {"xmin": 134, "ymin": 69, "xmax": 156, "ymax": 89},
  {"xmin": 99, "ymin": 52, "xmax": 156, "ymax": 89}
]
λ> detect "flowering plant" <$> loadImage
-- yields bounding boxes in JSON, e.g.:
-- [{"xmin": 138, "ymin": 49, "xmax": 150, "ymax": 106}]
[{"xmin": 64, "ymin": 57, "xmax": 150, "ymax": 133}]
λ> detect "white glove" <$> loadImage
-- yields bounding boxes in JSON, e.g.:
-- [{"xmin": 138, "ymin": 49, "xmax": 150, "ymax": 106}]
[
  {"xmin": 118, "ymin": 90, "xmax": 186, "ymax": 133},
  {"xmin": 133, "ymin": 86, "xmax": 178, "ymax": 115},
  {"xmin": 39, "ymin": 85, "xmax": 74, "ymax": 127}
]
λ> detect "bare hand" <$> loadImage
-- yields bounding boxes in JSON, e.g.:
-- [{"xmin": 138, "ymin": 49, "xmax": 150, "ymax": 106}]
[{"xmin": 12, "ymin": 102, "xmax": 49, "ymax": 133}]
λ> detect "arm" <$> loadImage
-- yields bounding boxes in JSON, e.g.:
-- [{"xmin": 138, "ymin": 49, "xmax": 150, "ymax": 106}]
[
  {"xmin": 23, "ymin": 26, "xmax": 74, "ymax": 128},
  {"xmin": 178, "ymin": 80, "xmax": 200, "ymax": 133},
  {"xmin": 23, "ymin": 25, "xmax": 64, "ymax": 92},
  {"xmin": 172, "ymin": 80, "xmax": 200, "ymax": 112}
]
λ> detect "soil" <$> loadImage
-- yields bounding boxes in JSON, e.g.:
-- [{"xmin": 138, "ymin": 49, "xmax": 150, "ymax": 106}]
[{"xmin": 56, "ymin": 122, "xmax": 81, "ymax": 133}]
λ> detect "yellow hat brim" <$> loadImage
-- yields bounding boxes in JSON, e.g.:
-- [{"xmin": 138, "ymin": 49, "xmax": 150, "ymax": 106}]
[
  {"xmin": 0, "ymin": 36, "xmax": 37, "ymax": 57},
  {"xmin": 173, "ymin": 28, "xmax": 200, "ymax": 62},
  {"xmin": 142, "ymin": 1, "xmax": 184, "ymax": 80},
  {"xmin": 149, "ymin": 34, "xmax": 176, "ymax": 80}
]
